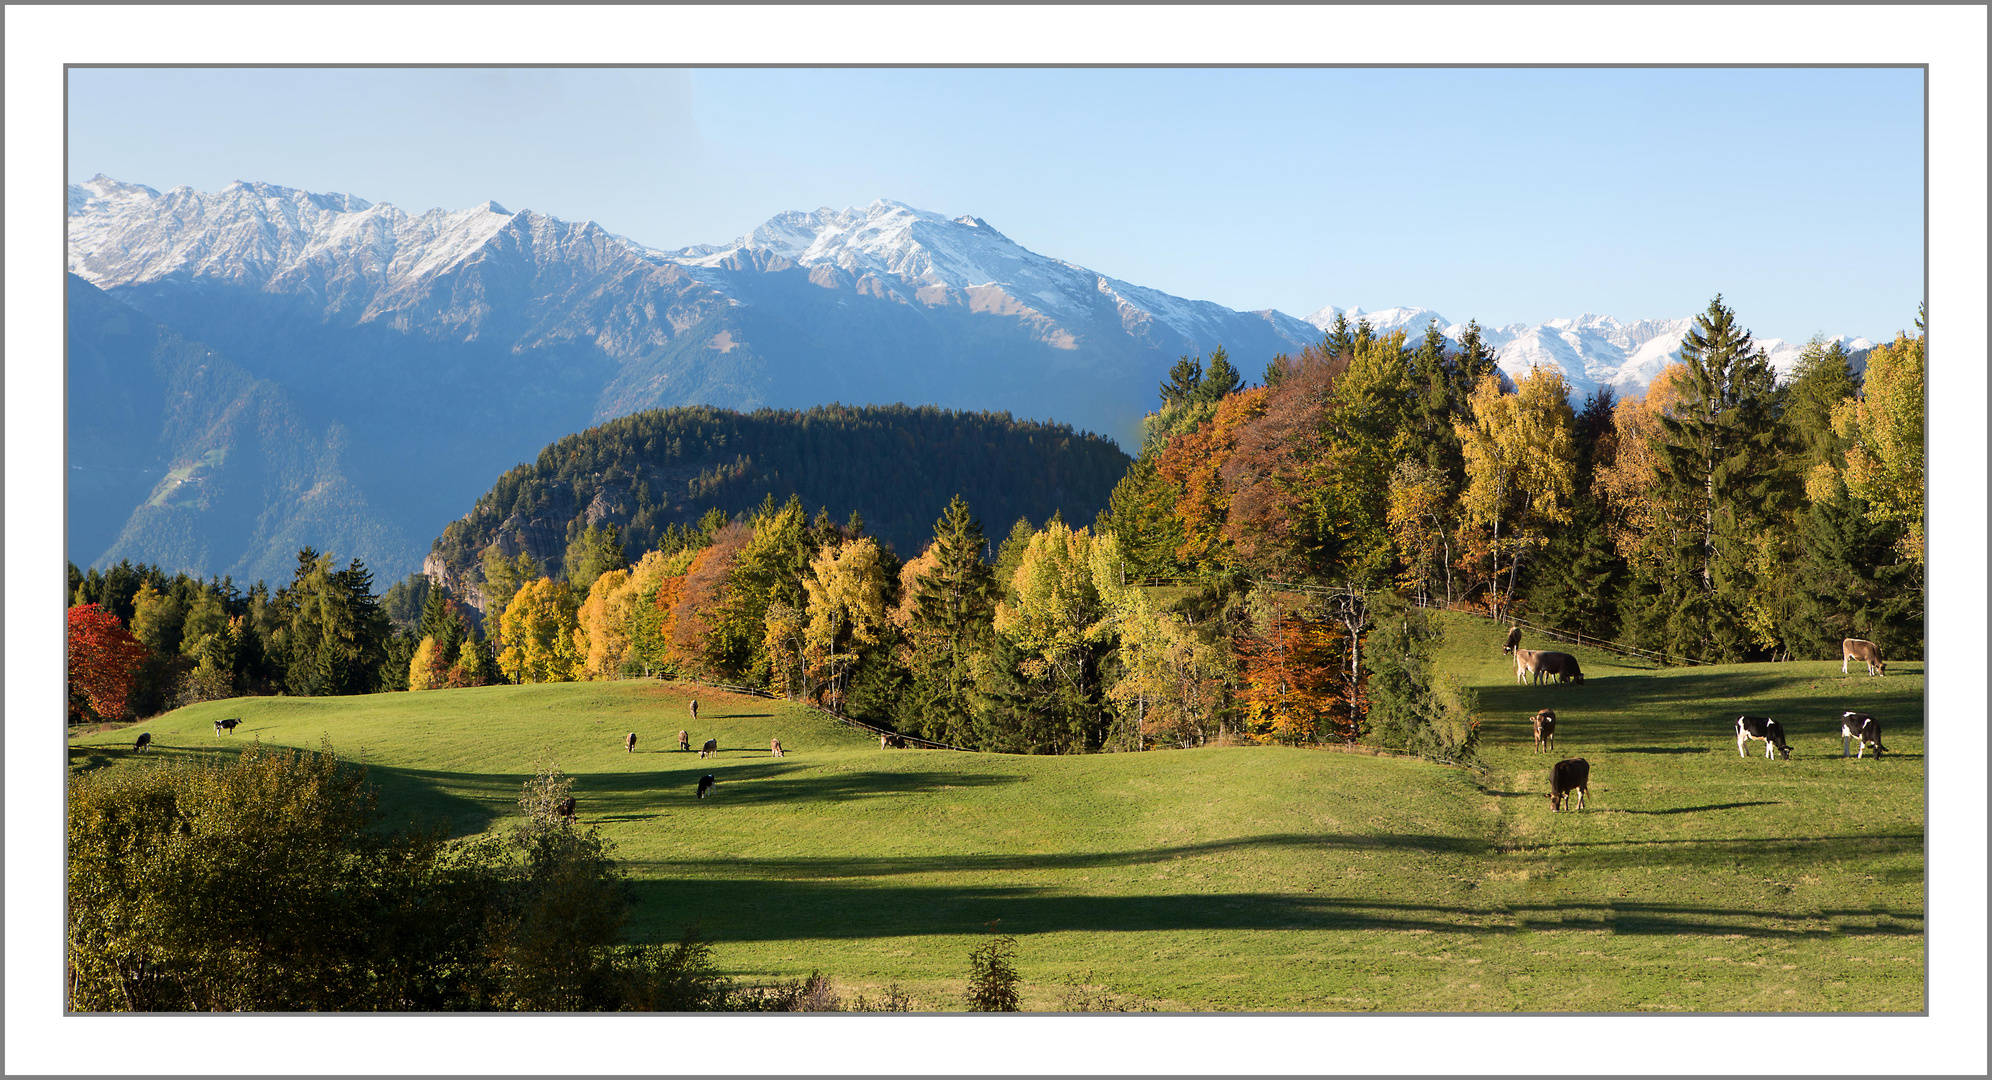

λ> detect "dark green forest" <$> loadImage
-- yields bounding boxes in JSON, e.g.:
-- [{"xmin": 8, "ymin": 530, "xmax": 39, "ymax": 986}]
[{"xmin": 426, "ymin": 403, "xmax": 1130, "ymax": 579}]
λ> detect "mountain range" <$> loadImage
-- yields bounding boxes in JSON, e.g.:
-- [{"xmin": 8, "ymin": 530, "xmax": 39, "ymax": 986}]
[{"xmin": 66, "ymin": 175, "xmax": 1873, "ymax": 583}]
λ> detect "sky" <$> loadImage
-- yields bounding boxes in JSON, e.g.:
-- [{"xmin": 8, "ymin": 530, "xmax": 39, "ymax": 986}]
[{"xmin": 67, "ymin": 65, "xmax": 1925, "ymax": 343}]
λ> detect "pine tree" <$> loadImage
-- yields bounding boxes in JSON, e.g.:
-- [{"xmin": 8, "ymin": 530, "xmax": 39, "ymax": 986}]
[
  {"xmin": 1159, "ymin": 356, "xmax": 1203, "ymax": 408},
  {"xmin": 1193, "ymin": 346, "xmax": 1242, "ymax": 404},
  {"xmin": 1651, "ymin": 294, "xmax": 1787, "ymax": 660},
  {"xmin": 904, "ymin": 497, "xmax": 998, "ymax": 745}
]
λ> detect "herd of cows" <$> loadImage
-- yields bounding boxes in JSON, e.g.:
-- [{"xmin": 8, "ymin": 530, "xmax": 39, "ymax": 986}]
[
  {"xmin": 1504, "ymin": 628, "xmax": 1898, "ymax": 814},
  {"xmin": 109, "ymin": 635, "xmax": 1906, "ymax": 822}
]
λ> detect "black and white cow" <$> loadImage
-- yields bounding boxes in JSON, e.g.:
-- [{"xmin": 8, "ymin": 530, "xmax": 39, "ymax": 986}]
[
  {"xmin": 1840, "ymin": 711, "xmax": 1886, "ymax": 759},
  {"xmin": 214, "ymin": 717, "xmax": 241, "ymax": 736},
  {"xmin": 1735, "ymin": 715, "xmax": 1792, "ymax": 760},
  {"xmin": 696, "ymin": 774, "xmax": 717, "ymax": 799},
  {"xmin": 1547, "ymin": 757, "xmax": 1589, "ymax": 812},
  {"xmin": 132, "ymin": 732, "xmax": 152, "ymax": 753}
]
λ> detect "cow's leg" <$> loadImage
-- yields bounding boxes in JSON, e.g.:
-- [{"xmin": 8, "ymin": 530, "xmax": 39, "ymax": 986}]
[
  {"xmin": 1842, "ymin": 654, "xmax": 1850, "ymax": 674},
  {"xmin": 1738, "ymin": 732, "xmax": 1748, "ymax": 758}
]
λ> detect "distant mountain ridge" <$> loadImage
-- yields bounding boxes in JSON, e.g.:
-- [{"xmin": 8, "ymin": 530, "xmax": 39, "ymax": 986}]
[
  {"xmin": 1301, "ymin": 304, "xmax": 1873, "ymax": 399},
  {"xmin": 67, "ymin": 176, "xmax": 1876, "ymax": 582}
]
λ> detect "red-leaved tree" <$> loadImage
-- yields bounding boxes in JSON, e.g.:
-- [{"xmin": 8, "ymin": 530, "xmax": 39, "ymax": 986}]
[{"xmin": 68, "ymin": 603, "xmax": 150, "ymax": 723}]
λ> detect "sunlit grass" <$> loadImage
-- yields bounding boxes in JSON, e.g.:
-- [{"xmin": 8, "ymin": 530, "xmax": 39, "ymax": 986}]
[{"xmin": 70, "ymin": 620, "xmax": 1923, "ymax": 1012}]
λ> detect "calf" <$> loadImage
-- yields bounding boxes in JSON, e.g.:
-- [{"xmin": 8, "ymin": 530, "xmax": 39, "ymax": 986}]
[
  {"xmin": 1514, "ymin": 648, "xmax": 1549, "ymax": 685},
  {"xmin": 1547, "ymin": 757, "xmax": 1589, "ymax": 812},
  {"xmin": 1842, "ymin": 638, "xmax": 1887, "ymax": 677},
  {"xmin": 696, "ymin": 774, "xmax": 717, "ymax": 799},
  {"xmin": 132, "ymin": 732, "xmax": 152, "ymax": 753},
  {"xmin": 1538, "ymin": 651, "xmax": 1584, "ymax": 685},
  {"xmin": 214, "ymin": 717, "xmax": 241, "ymax": 736},
  {"xmin": 625, "ymin": 731, "xmax": 638, "ymax": 753},
  {"xmin": 1531, "ymin": 709, "xmax": 1556, "ymax": 753},
  {"xmin": 699, "ymin": 737, "xmax": 718, "ymax": 759},
  {"xmin": 1735, "ymin": 715, "xmax": 1792, "ymax": 760},
  {"xmin": 554, "ymin": 796, "xmax": 576, "ymax": 820},
  {"xmin": 1840, "ymin": 711, "xmax": 1886, "ymax": 759},
  {"xmin": 1504, "ymin": 626, "xmax": 1522, "ymax": 655},
  {"xmin": 770, "ymin": 736, "xmax": 785, "ymax": 758},
  {"xmin": 677, "ymin": 729, "xmax": 690, "ymax": 752}
]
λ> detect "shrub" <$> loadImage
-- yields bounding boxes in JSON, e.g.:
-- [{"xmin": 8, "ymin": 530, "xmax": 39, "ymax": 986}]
[{"xmin": 966, "ymin": 935, "xmax": 1022, "ymax": 1011}]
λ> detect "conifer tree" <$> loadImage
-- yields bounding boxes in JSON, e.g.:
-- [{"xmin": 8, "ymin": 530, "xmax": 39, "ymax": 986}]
[
  {"xmin": 1192, "ymin": 347, "xmax": 1242, "ymax": 404},
  {"xmin": 903, "ymin": 497, "xmax": 998, "ymax": 744}
]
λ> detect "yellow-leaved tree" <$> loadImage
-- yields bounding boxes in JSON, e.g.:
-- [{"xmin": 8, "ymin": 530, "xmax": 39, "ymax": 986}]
[
  {"xmin": 498, "ymin": 577, "xmax": 582, "ymax": 684},
  {"xmin": 1833, "ymin": 322, "xmax": 1925, "ymax": 563},
  {"xmin": 800, "ymin": 537, "xmax": 893, "ymax": 709},
  {"xmin": 1454, "ymin": 366, "xmax": 1577, "ymax": 615},
  {"xmin": 575, "ymin": 568, "xmax": 632, "ymax": 680}
]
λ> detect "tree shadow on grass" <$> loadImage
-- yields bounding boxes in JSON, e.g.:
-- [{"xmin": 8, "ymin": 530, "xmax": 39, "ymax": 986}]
[
  {"xmin": 1603, "ymin": 800, "xmax": 1780, "ymax": 815},
  {"xmin": 622, "ymin": 875, "xmax": 1924, "ymax": 944},
  {"xmin": 1615, "ymin": 746, "xmax": 1711, "ymax": 755}
]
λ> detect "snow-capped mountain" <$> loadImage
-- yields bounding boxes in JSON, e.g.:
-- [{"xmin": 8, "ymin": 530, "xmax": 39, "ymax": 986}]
[
  {"xmin": 1303, "ymin": 304, "xmax": 1872, "ymax": 399},
  {"xmin": 64, "ymin": 177, "xmax": 1318, "ymax": 579}
]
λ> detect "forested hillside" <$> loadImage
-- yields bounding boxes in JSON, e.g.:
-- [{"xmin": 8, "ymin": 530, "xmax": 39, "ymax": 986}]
[{"xmin": 425, "ymin": 403, "xmax": 1129, "ymax": 587}]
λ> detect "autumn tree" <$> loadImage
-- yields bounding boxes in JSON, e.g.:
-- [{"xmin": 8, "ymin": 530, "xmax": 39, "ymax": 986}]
[
  {"xmin": 799, "ymin": 537, "xmax": 894, "ymax": 709},
  {"xmin": 1454, "ymin": 367, "xmax": 1577, "ymax": 616},
  {"xmin": 1233, "ymin": 589, "xmax": 1355, "ymax": 745},
  {"xmin": 1833, "ymin": 314, "xmax": 1925, "ymax": 564},
  {"xmin": 1092, "ymin": 534, "xmax": 1230, "ymax": 750},
  {"xmin": 983, "ymin": 522, "xmax": 1113, "ymax": 752},
  {"xmin": 575, "ymin": 568, "xmax": 633, "ymax": 680},
  {"xmin": 68, "ymin": 603, "xmax": 149, "ymax": 723},
  {"xmin": 498, "ymin": 577, "xmax": 583, "ymax": 684}
]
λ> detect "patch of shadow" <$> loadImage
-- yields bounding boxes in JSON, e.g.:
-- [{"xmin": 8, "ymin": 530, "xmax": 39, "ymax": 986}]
[
  {"xmin": 1604, "ymin": 801, "xmax": 1780, "ymax": 815},
  {"xmin": 1615, "ymin": 746, "xmax": 1711, "ymax": 755}
]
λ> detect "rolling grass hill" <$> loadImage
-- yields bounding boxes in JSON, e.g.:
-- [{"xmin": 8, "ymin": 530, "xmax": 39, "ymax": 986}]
[{"xmin": 68, "ymin": 612, "xmax": 1924, "ymax": 1012}]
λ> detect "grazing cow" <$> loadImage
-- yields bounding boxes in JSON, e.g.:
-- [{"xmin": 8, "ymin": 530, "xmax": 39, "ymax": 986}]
[
  {"xmin": 1514, "ymin": 649, "xmax": 1549, "ymax": 685},
  {"xmin": 1734, "ymin": 715, "xmax": 1792, "ymax": 760},
  {"xmin": 1504, "ymin": 626, "xmax": 1522, "ymax": 655},
  {"xmin": 770, "ymin": 737, "xmax": 785, "ymax": 758},
  {"xmin": 554, "ymin": 796, "xmax": 576, "ymax": 820},
  {"xmin": 1531, "ymin": 709, "xmax": 1556, "ymax": 753},
  {"xmin": 1537, "ymin": 651, "xmax": 1584, "ymax": 685},
  {"xmin": 1547, "ymin": 757, "xmax": 1589, "ymax": 812},
  {"xmin": 678, "ymin": 729, "xmax": 690, "ymax": 752},
  {"xmin": 696, "ymin": 774, "xmax": 717, "ymax": 799},
  {"xmin": 1840, "ymin": 711, "xmax": 1886, "ymax": 759},
  {"xmin": 880, "ymin": 733, "xmax": 906, "ymax": 749},
  {"xmin": 1842, "ymin": 638, "xmax": 1887, "ymax": 677},
  {"xmin": 690, "ymin": 699, "xmax": 700, "ymax": 723},
  {"xmin": 699, "ymin": 738, "xmax": 718, "ymax": 759},
  {"xmin": 132, "ymin": 732, "xmax": 152, "ymax": 753},
  {"xmin": 625, "ymin": 731, "xmax": 638, "ymax": 753},
  {"xmin": 214, "ymin": 717, "xmax": 241, "ymax": 736}
]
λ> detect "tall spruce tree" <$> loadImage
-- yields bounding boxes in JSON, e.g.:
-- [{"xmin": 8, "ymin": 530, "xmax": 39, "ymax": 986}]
[
  {"xmin": 901, "ymin": 496, "xmax": 998, "ymax": 745},
  {"xmin": 1650, "ymin": 295, "xmax": 1788, "ymax": 661},
  {"xmin": 1193, "ymin": 347, "xmax": 1243, "ymax": 404}
]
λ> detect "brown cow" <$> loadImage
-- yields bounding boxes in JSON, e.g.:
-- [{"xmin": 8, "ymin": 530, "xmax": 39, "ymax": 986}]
[
  {"xmin": 699, "ymin": 738, "xmax": 718, "ymax": 759},
  {"xmin": 1538, "ymin": 651, "xmax": 1584, "ymax": 685},
  {"xmin": 1504, "ymin": 626, "xmax": 1522, "ymax": 655},
  {"xmin": 1842, "ymin": 638, "xmax": 1886, "ymax": 677},
  {"xmin": 678, "ymin": 729, "xmax": 690, "ymax": 751},
  {"xmin": 554, "ymin": 796, "xmax": 576, "ymax": 820},
  {"xmin": 690, "ymin": 699, "xmax": 700, "ymax": 722},
  {"xmin": 625, "ymin": 731, "xmax": 638, "ymax": 753},
  {"xmin": 771, "ymin": 736, "xmax": 785, "ymax": 758},
  {"xmin": 1547, "ymin": 758, "xmax": 1589, "ymax": 812},
  {"xmin": 1531, "ymin": 709, "xmax": 1556, "ymax": 752},
  {"xmin": 1514, "ymin": 649, "xmax": 1549, "ymax": 684}
]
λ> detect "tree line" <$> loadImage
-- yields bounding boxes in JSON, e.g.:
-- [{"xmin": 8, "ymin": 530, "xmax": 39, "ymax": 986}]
[{"xmin": 69, "ymin": 295, "xmax": 1923, "ymax": 760}]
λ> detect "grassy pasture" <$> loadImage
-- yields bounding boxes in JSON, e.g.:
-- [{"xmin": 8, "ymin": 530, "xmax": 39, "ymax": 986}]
[{"xmin": 69, "ymin": 614, "xmax": 1924, "ymax": 1012}]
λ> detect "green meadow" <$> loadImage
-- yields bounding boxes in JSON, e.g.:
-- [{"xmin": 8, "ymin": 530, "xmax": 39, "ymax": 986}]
[{"xmin": 68, "ymin": 613, "xmax": 1924, "ymax": 1012}]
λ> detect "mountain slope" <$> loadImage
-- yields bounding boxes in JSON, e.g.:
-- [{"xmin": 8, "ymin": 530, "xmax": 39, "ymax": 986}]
[{"xmin": 65, "ymin": 275, "xmax": 410, "ymax": 583}]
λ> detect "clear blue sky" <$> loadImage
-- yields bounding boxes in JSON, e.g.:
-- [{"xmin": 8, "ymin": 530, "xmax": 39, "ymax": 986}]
[{"xmin": 69, "ymin": 66, "xmax": 1924, "ymax": 343}]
